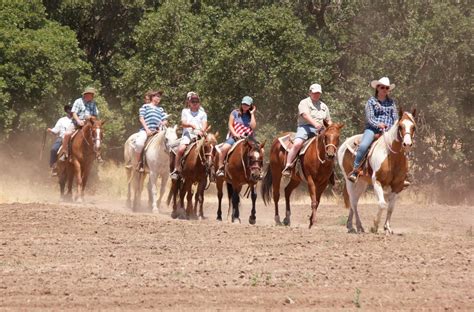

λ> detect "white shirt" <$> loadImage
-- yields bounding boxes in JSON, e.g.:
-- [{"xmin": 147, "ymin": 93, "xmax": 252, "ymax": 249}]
[
  {"xmin": 51, "ymin": 116, "xmax": 74, "ymax": 138},
  {"xmin": 181, "ymin": 108, "xmax": 207, "ymax": 137}
]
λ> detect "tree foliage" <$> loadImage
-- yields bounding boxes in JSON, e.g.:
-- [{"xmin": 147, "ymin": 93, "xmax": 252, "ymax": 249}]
[{"xmin": 1, "ymin": 0, "xmax": 471, "ymax": 202}]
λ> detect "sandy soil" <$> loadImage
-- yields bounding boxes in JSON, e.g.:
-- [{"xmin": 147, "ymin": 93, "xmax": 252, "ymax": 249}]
[{"xmin": 1, "ymin": 189, "xmax": 472, "ymax": 311}]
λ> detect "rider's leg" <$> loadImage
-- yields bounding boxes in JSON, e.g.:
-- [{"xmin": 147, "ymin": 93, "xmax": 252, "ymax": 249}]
[
  {"xmin": 50, "ymin": 138, "xmax": 62, "ymax": 168},
  {"xmin": 62, "ymin": 133, "xmax": 71, "ymax": 158},
  {"xmin": 282, "ymin": 138, "xmax": 304, "ymax": 175},
  {"xmin": 134, "ymin": 130, "xmax": 147, "ymax": 171},
  {"xmin": 174, "ymin": 144, "xmax": 186, "ymax": 172},
  {"xmin": 216, "ymin": 143, "xmax": 231, "ymax": 176},
  {"xmin": 349, "ymin": 128, "xmax": 375, "ymax": 182}
]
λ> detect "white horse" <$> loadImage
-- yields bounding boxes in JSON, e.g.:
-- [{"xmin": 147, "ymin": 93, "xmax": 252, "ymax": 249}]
[
  {"xmin": 337, "ymin": 108, "xmax": 416, "ymax": 234},
  {"xmin": 124, "ymin": 125, "xmax": 178, "ymax": 212}
]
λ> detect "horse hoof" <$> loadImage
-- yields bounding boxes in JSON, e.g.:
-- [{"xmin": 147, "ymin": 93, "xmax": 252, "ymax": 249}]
[
  {"xmin": 283, "ymin": 217, "xmax": 291, "ymax": 226},
  {"xmin": 370, "ymin": 226, "xmax": 378, "ymax": 234},
  {"xmin": 357, "ymin": 227, "xmax": 365, "ymax": 233},
  {"xmin": 199, "ymin": 215, "xmax": 206, "ymax": 221},
  {"xmin": 152, "ymin": 208, "xmax": 159, "ymax": 214},
  {"xmin": 274, "ymin": 216, "xmax": 282, "ymax": 225},
  {"xmin": 171, "ymin": 210, "xmax": 178, "ymax": 219},
  {"xmin": 348, "ymin": 228, "xmax": 357, "ymax": 234},
  {"xmin": 232, "ymin": 217, "xmax": 241, "ymax": 224},
  {"xmin": 249, "ymin": 216, "xmax": 256, "ymax": 225},
  {"xmin": 216, "ymin": 216, "xmax": 222, "ymax": 222}
]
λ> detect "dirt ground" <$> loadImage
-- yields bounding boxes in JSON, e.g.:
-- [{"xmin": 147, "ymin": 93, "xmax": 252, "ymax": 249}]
[{"xmin": 1, "ymin": 185, "xmax": 472, "ymax": 311}]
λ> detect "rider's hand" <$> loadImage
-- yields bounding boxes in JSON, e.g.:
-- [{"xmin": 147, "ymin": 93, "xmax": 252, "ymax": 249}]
[
  {"xmin": 250, "ymin": 105, "xmax": 256, "ymax": 114},
  {"xmin": 77, "ymin": 120, "xmax": 84, "ymax": 127},
  {"xmin": 145, "ymin": 129, "xmax": 153, "ymax": 136},
  {"xmin": 378, "ymin": 123, "xmax": 387, "ymax": 130},
  {"xmin": 162, "ymin": 120, "xmax": 168, "ymax": 126}
]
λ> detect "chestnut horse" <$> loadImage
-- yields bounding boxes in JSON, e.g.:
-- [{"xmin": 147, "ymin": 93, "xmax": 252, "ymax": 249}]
[
  {"xmin": 338, "ymin": 108, "xmax": 416, "ymax": 234},
  {"xmin": 261, "ymin": 122, "xmax": 344, "ymax": 228},
  {"xmin": 214, "ymin": 136, "xmax": 265, "ymax": 224},
  {"xmin": 58, "ymin": 117, "xmax": 105, "ymax": 202},
  {"xmin": 167, "ymin": 132, "xmax": 218, "ymax": 219}
]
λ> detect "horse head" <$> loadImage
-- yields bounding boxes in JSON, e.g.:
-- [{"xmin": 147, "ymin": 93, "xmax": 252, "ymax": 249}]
[
  {"xmin": 321, "ymin": 121, "xmax": 344, "ymax": 159},
  {"xmin": 87, "ymin": 117, "xmax": 105, "ymax": 160},
  {"xmin": 164, "ymin": 125, "xmax": 178, "ymax": 151},
  {"xmin": 398, "ymin": 108, "xmax": 417, "ymax": 152},
  {"xmin": 203, "ymin": 132, "xmax": 218, "ymax": 171},
  {"xmin": 244, "ymin": 136, "xmax": 265, "ymax": 182}
]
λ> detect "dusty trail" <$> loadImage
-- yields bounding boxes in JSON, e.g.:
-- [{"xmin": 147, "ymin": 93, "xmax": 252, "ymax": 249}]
[{"xmin": 1, "ymin": 196, "xmax": 472, "ymax": 310}]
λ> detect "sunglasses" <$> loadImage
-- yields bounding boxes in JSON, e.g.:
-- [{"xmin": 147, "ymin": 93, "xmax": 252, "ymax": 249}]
[
  {"xmin": 191, "ymin": 100, "xmax": 200, "ymax": 104},
  {"xmin": 378, "ymin": 86, "xmax": 390, "ymax": 90}
]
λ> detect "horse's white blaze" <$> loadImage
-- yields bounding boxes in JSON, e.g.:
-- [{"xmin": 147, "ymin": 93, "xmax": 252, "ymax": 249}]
[
  {"xmin": 401, "ymin": 119, "xmax": 413, "ymax": 146},
  {"xmin": 253, "ymin": 151, "xmax": 261, "ymax": 159}
]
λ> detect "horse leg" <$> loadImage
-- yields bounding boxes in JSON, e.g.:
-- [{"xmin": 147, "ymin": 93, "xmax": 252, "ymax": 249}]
[
  {"xmin": 371, "ymin": 178, "xmax": 388, "ymax": 233},
  {"xmin": 186, "ymin": 182, "xmax": 196, "ymax": 220},
  {"xmin": 148, "ymin": 170, "xmax": 158, "ymax": 212},
  {"xmin": 157, "ymin": 174, "xmax": 169, "ymax": 212},
  {"xmin": 306, "ymin": 177, "xmax": 319, "ymax": 229},
  {"xmin": 196, "ymin": 177, "xmax": 206, "ymax": 220},
  {"xmin": 347, "ymin": 179, "xmax": 368, "ymax": 233},
  {"xmin": 249, "ymin": 185, "xmax": 257, "ymax": 225},
  {"xmin": 66, "ymin": 166, "xmax": 74, "ymax": 201},
  {"xmin": 272, "ymin": 170, "xmax": 282, "ymax": 226},
  {"xmin": 72, "ymin": 161, "xmax": 82, "ymax": 202},
  {"xmin": 226, "ymin": 182, "xmax": 233, "ymax": 221},
  {"xmin": 231, "ymin": 184, "xmax": 242, "ymax": 223},
  {"xmin": 283, "ymin": 178, "xmax": 300, "ymax": 227},
  {"xmin": 216, "ymin": 178, "xmax": 224, "ymax": 221},
  {"xmin": 383, "ymin": 192, "xmax": 398, "ymax": 235},
  {"xmin": 126, "ymin": 167, "xmax": 132, "ymax": 208}
]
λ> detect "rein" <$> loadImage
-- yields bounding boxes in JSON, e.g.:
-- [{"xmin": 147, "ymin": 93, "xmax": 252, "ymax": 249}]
[{"xmin": 316, "ymin": 131, "xmax": 337, "ymax": 164}]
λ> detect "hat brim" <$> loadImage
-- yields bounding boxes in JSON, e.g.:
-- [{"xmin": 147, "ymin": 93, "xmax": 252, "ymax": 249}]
[
  {"xmin": 241, "ymin": 102, "xmax": 251, "ymax": 106},
  {"xmin": 370, "ymin": 80, "xmax": 395, "ymax": 90}
]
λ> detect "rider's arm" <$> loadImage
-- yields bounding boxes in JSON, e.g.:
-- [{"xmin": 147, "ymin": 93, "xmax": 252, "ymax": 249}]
[
  {"xmin": 72, "ymin": 112, "xmax": 82, "ymax": 124},
  {"xmin": 391, "ymin": 102, "xmax": 399, "ymax": 122},
  {"xmin": 228, "ymin": 112, "xmax": 240, "ymax": 138},
  {"xmin": 324, "ymin": 104, "xmax": 332, "ymax": 126},
  {"xmin": 365, "ymin": 98, "xmax": 379, "ymax": 129},
  {"xmin": 300, "ymin": 112, "xmax": 322, "ymax": 130},
  {"xmin": 249, "ymin": 107, "xmax": 257, "ymax": 130},
  {"xmin": 139, "ymin": 116, "xmax": 150, "ymax": 132}
]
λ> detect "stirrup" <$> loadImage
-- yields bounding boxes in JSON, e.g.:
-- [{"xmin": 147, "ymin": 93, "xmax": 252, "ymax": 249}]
[
  {"xmin": 348, "ymin": 171, "xmax": 358, "ymax": 183},
  {"xmin": 281, "ymin": 165, "xmax": 292, "ymax": 177},
  {"xmin": 59, "ymin": 154, "xmax": 66, "ymax": 162},
  {"xmin": 170, "ymin": 169, "xmax": 180, "ymax": 180}
]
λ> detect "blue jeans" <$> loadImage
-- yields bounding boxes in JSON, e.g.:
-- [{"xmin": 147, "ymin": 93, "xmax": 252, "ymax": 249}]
[
  {"xmin": 353, "ymin": 128, "xmax": 379, "ymax": 169},
  {"xmin": 50, "ymin": 137, "xmax": 62, "ymax": 167}
]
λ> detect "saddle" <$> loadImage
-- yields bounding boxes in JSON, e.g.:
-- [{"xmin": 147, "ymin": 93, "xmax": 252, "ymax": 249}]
[
  {"xmin": 137, "ymin": 132, "xmax": 162, "ymax": 169},
  {"xmin": 214, "ymin": 138, "xmax": 246, "ymax": 179},
  {"xmin": 278, "ymin": 133, "xmax": 317, "ymax": 169},
  {"xmin": 179, "ymin": 137, "xmax": 205, "ymax": 168},
  {"xmin": 346, "ymin": 133, "xmax": 382, "ymax": 177}
]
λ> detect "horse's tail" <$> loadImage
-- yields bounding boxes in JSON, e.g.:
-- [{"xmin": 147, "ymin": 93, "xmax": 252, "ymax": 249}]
[
  {"xmin": 261, "ymin": 165, "xmax": 273, "ymax": 205},
  {"xmin": 342, "ymin": 180, "xmax": 350, "ymax": 209}
]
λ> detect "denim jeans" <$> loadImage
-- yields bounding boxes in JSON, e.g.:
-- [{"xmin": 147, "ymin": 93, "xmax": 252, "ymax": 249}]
[
  {"xmin": 353, "ymin": 128, "xmax": 379, "ymax": 169},
  {"xmin": 50, "ymin": 137, "xmax": 62, "ymax": 167}
]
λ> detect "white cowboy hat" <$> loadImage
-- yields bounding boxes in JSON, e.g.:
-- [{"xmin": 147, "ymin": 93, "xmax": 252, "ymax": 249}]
[{"xmin": 370, "ymin": 77, "xmax": 395, "ymax": 90}]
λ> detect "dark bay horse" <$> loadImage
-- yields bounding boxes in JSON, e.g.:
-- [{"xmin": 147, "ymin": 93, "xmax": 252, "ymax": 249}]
[
  {"xmin": 167, "ymin": 132, "xmax": 217, "ymax": 219},
  {"xmin": 214, "ymin": 137, "xmax": 265, "ymax": 224},
  {"xmin": 261, "ymin": 122, "xmax": 344, "ymax": 228},
  {"xmin": 338, "ymin": 108, "xmax": 416, "ymax": 234},
  {"xmin": 57, "ymin": 117, "xmax": 105, "ymax": 202}
]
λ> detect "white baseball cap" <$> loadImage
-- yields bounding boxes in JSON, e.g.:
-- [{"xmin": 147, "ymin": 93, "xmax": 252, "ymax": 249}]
[{"xmin": 309, "ymin": 83, "xmax": 322, "ymax": 93}]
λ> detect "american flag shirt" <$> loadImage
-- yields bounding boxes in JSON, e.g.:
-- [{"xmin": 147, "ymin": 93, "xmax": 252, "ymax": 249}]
[
  {"xmin": 231, "ymin": 109, "xmax": 253, "ymax": 137},
  {"xmin": 365, "ymin": 96, "xmax": 398, "ymax": 131}
]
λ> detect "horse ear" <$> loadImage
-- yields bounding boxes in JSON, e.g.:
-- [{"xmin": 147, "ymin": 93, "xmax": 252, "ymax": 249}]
[
  {"xmin": 323, "ymin": 119, "xmax": 329, "ymax": 128},
  {"xmin": 337, "ymin": 122, "xmax": 344, "ymax": 129},
  {"xmin": 260, "ymin": 140, "xmax": 266, "ymax": 149},
  {"xmin": 173, "ymin": 125, "xmax": 177, "ymax": 131},
  {"xmin": 205, "ymin": 124, "xmax": 211, "ymax": 132},
  {"xmin": 399, "ymin": 106, "xmax": 404, "ymax": 119},
  {"xmin": 101, "ymin": 120, "xmax": 106, "ymax": 125},
  {"xmin": 214, "ymin": 131, "xmax": 219, "ymax": 139},
  {"xmin": 411, "ymin": 108, "xmax": 417, "ymax": 117}
]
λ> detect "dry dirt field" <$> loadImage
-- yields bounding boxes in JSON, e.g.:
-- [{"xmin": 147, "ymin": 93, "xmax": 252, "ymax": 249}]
[{"xmin": 1, "ymin": 183, "xmax": 473, "ymax": 311}]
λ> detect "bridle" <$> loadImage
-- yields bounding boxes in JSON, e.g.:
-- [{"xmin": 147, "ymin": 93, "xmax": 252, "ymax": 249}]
[
  {"xmin": 316, "ymin": 129, "xmax": 337, "ymax": 164},
  {"xmin": 242, "ymin": 139, "xmax": 264, "ymax": 181}
]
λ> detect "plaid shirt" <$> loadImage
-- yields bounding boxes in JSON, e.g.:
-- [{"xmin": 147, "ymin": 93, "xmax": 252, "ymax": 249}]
[
  {"xmin": 71, "ymin": 97, "xmax": 99, "ymax": 120},
  {"xmin": 365, "ymin": 96, "xmax": 398, "ymax": 130}
]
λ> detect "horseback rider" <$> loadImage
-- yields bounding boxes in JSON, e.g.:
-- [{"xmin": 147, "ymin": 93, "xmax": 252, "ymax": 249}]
[
  {"xmin": 215, "ymin": 96, "xmax": 257, "ymax": 177},
  {"xmin": 347, "ymin": 76, "xmax": 409, "ymax": 186},
  {"xmin": 47, "ymin": 104, "xmax": 73, "ymax": 176},
  {"xmin": 281, "ymin": 83, "xmax": 332, "ymax": 176},
  {"xmin": 133, "ymin": 90, "xmax": 168, "ymax": 172},
  {"xmin": 170, "ymin": 91, "xmax": 208, "ymax": 180},
  {"xmin": 61, "ymin": 87, "xmax": 100, "ymax": 161}
]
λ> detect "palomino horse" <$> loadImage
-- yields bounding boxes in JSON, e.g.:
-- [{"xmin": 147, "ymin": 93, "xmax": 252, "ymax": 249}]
[
  {"xmin": 58, "ymin": 117, "xmax": 105, "ymax": 202},
  {"xmin": 123, "ymin": 125, "xmax": 177, "ymax": 212},
  {"xmin": 167, "ymin": 132, "xmax": 218, "ymax": 219},
  {"xmin": 338, "ymin": 108, "xmax": 416, "ymax": 234},
  {"xmin": 214, "ymin": 136, "xmax": 265, "ymax": 224},
  {"xmin": 261, "ymin": 122, "xmax": 344, "ymax": 228}
]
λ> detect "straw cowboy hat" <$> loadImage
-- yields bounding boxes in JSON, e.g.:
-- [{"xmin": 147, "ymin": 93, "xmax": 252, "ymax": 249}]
[
  {"xmin": 370, "ymin": 77, "xmax": 395, "ymax": 90},
  {"xmin": 82, "ymin": 87, "xmax": 97, "ymax": 95}
]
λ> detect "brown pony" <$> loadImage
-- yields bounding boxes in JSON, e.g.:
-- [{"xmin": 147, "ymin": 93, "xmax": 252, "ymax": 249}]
[
  {"xmin": 338, "ymin": 108, "xmax": 416, "ymax": 234},
  {"xmin": 57, "ymin": 117, "xmax": 105, "ymax": 202},
  {"xmin": 167, "ymin": 132, "xmax": 217, "ymax": 219},
  {"xmin": 213, "ymin": 136, "xmax": 265, "ymax": 224},
  {"xmin": 261, "ymin": 122, "xmax": 344, "ymax": 228}
]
